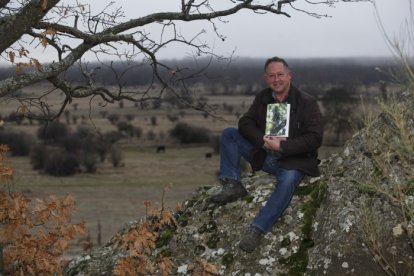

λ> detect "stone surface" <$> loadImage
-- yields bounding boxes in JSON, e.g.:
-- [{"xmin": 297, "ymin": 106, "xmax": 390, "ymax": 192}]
[{"xmin": 64, "ymin": 92, "xmax": 414, "ymax": 275}]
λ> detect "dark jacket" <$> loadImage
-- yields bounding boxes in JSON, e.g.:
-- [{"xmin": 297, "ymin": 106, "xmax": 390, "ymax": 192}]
[{"xmin": 238, "ymin": 85, "xmax": 323, "ymax": 177}]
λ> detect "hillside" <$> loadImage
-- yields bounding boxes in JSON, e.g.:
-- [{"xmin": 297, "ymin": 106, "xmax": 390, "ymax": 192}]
[{"xmin": 63, "ymin": 91, "xmax": 413, "ymax": 275}]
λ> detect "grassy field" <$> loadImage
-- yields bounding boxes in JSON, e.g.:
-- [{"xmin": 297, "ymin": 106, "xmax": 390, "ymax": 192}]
[{"xmin": 7, "ymin": 144, "xmax": 221, "ymax": 254}]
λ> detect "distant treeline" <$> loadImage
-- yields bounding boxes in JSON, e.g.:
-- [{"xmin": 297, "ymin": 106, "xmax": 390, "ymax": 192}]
[{"xmin": 0, "ymin": 57, "xmax": 398, "ymax": 92}]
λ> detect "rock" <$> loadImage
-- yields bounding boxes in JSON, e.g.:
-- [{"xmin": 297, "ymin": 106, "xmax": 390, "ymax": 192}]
[{"xmin": 64, "ymin": 91, "xmax": 414, "ymax": 275}]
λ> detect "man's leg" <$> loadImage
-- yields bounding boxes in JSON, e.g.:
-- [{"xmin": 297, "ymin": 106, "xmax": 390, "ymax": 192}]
[
  {"xmin": 251, "ymin": 165, "xmax": 304, "ymax": 233},
  {"xmin": 219, "ymin": 127, "xmax": 253, "ymax": 181},
  {"xmin": 239, "ymin": 154, "xmax": 304, "ymax": 252},
  {"xmin": 210, "ymin": 127, "xmax": 252, "ymax": 203}
]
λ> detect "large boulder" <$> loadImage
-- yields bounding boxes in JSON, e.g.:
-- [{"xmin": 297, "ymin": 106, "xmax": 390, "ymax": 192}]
[{"xmin": 64, "ymin": 93, "xmax": 413, "ymax": 275}]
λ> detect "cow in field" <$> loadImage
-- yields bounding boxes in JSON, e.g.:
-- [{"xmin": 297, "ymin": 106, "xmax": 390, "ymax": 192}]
[{"xmin": 156, "ymin": 145, "xmax": 166, "ymax": 153}]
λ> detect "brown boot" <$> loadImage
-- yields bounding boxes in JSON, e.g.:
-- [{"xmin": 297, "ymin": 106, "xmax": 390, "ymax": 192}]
[{"xmin": 210, "ymin": 178, "xmax": 247, "ymax": 204}]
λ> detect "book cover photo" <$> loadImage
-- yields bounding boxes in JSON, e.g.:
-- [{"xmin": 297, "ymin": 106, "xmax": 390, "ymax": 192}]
[{"xmin": 265, "ymin": 103, "xmax": 291, "ymax": 137}]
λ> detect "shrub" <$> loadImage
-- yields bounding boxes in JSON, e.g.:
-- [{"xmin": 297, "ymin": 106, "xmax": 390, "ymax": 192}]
[
  {"xmin": 61, "ymin": 133, "xmax": 83, "ymax": 153},
  {"xmin": 95, "ymin": 138, "xmax": 111, "ymax": 162},
  {"xmin": 169, "ymin": 122, "xmax": 211, "ymax": 144},
  {"xmin": 37, "ymin": 121, "xmax": 69, "ymax": 144},
  {"xmin": 30, "ymin": 144, "xmax": 49, "ymax": 170},
  {"xmin": 74, "ymin": 126, "xmax": 98, "ymax": 153},
  {"xmin": 0, "ymin": 130, "xmax": 34, "ymax": 156},
  {"xmin": 61, "ymin": 126, "xmax": 99, "ymax": 154},
  {"xmin": 104, "ymin": 130, "xmax": 123, "ymax": 144},
  {"xmin": 110, "ymin": 148, "xmax": 123, "ymax": 168},
  {"xmin": 134, "ymin": 126, "xmax": 143, "ymax": 138},
  {"xmin": 150, "ymin": 116, "xmax": 157, "ymax": 126},
  {"xmin": 125, "ymin": 114, "xmax": 135, "ymax": 122},
  {"xmin": 107, "ymin": 114, "xmax": 120, "ymax": 124},
  {"xmin": 146, "ymin": 130, "xmax": 156, "ymax": 141},
  {"xmin": 81, "ymin": 153, "xmax": 98, "ymax": 173},
  {"xmin": 7, "ymin": 111, "xmax": 25, "ymax": 125},
  {"xmin": 44, "ymin": 151, "xmax": 80, "ymax": 176},
  {"xmin": 116, "ymin": 121, "xmax": 135, "ymax": 137}
]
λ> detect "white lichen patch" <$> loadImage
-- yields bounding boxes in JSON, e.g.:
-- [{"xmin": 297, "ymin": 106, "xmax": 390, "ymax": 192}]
[
  {"xmin": 309, "ymin": 176, "xmax": 321, "ymax": 184},
  {"xmin": 177, "ymin": 264, "xmax": 188, "ymax": 274},
  {"xmin": 343, "ymin": 147, "xmax": 350, "ymax": 157},
  {"xmin": 323, "ymin": 257, "xmax": 331, "ymax": 269},
  {"xmin": 211, "ymin": 248, "xmax": 225, "ymax": 257},
  {"xmin": 339, "ymin": 215, "xmax": 354, "ymax": 233},
  {"xmin": 259, "ymin": 256, "xmax": 275, "ymax": 266},
  {"xmin": 279, "ymin": 247, "xmax": 288, "ymax": 256},
  {"xmin": 287, "ymin": 231, "xmax": 299, "ymax": 242},
  {"xmin": 393, "ymin": 224, "xmax": 403, "ymax": 237},
  {"xmin": 313, "ymin": 221, "xmax": 319, "ymax": 231}
]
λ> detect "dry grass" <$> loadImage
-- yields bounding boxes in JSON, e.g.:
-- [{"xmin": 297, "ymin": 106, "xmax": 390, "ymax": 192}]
[{"xmin": 8, "ymin": 144, "xmax": 219, "ymax": 256}]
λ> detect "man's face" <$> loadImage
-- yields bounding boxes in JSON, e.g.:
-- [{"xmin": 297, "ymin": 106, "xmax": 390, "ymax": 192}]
[{"xmin": 264, "ymin": 62, "xmax": 292, "ymax": 95}]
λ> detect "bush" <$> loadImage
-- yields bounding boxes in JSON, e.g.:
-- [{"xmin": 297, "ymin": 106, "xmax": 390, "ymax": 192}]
[
  {"xmin": 44, "ymin": 151, "xmax": 80, "ymax": 176},
  {"xmin": 75, "ymin": 126, "xmax": 98, "ymax": 153},
  {"xmin": 61, "ymin": 126, "xmax": 99, "ymax": 154},
  {"xmin": 7, "ymin": 111, "xmax": 25, "ymax": 125},
  {"xmin": 0, "ymin": 130, "xmax": 34, "ymax": 156},
  {"xmin": 169, "ymin": 122, "xmax": 211, "ymax": 144},
  {"xmin": 30, "ymin": 144, "xmax": 49, "ymax": 170},
  {"xmin": 107, "ymin": 114, "xmax": 120, "ymax": 124},
  {"xmin": 37, "ymin": 121, "xmax": 69, "ymax": 144},
  {"xmin": 103, "ymin": 130, "xmax": 123, "ymax": 144},
  {"xmin": 110, "ymin": 148, "xmax": 123, "ymax": 168},
  {"xmin": 146, "ymin": 130, "xmax": 156, "ymax": 141},
  {"xmin": 81, "ymin": 153, "xmax": 98, "ymax": 173},
  {"xmin": 116, "ymin": 121, "xmax": 135, "ymax": 137}
]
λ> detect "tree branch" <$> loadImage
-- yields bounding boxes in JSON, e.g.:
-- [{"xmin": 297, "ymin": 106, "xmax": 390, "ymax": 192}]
[
  {"xmin": 0, "ymin": 0, "xmax": 371, "ymax": 121},
  {"xmin": 0, "ymin": 0, "xmax": 60, "ymax": 53}
]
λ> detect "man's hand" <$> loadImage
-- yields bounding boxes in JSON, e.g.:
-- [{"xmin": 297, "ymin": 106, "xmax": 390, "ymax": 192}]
[{"xmin": 263, "ymin": 136, "xmax": 287, "ymax": 151}]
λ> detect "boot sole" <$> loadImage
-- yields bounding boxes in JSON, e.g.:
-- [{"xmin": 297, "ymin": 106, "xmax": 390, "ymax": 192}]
[{"xmin": 210, "ymin": 190, "xmax": 247, "ymax": 204}]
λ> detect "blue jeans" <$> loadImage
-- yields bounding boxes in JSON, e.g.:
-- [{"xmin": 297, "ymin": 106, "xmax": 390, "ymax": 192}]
[{"xmin": 219, "ymin": 127, "xmax": 304, "ymax": 233}]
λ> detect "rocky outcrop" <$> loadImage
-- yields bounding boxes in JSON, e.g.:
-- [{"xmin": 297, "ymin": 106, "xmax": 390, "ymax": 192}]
[
  {"xmin": 64, "ymin": 93, "xmax": 413, "ymax": 275},
  {"xmin": 308, "ymin": 91, "xmax": 414, "ymax": 275}
]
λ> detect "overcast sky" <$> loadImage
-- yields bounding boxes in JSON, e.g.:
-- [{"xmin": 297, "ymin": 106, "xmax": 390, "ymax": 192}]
[
  {"xmin": 107, "ymin": 0, "xmax": 410, "ymax": 60},
  {"xmin": 2, "ymin": 0, "xmax": 410, "ymax": 64}
]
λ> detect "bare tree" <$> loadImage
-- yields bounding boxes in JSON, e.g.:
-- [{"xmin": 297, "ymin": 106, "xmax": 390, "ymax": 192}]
[{"xmin": 0, "ymin": 0, "xmax": 368, "ymax": 121}]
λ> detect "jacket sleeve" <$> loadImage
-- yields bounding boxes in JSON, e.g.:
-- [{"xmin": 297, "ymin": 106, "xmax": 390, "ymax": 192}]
[
  {"xmin": 280, "ymin": 96, "xmax": 323, "ymax": 156},
  {"xmin": 238, "ymin": 94, "xmax": 265, "ymax": 149}
]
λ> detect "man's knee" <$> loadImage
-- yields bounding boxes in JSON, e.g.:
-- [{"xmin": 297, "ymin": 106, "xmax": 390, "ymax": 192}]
[
  {"xmin": 279, "ymin": 173, "xmax": 303, "ymax": 188},
  {"xmin": 221, "ymin": 127, "xmax": 238, "ymax": 136},
  {"xmin": 220, "ymin": 127, "xmax": 239, "ymax": 141}
]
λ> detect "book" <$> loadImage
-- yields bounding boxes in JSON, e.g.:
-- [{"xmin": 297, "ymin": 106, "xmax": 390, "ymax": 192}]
[{"xmin": 265, "ymin": 103, "xmax": 290, "ymax": 137}]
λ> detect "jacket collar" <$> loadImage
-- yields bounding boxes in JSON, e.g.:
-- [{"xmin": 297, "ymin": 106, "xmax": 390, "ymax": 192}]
[{"xmin": 262, "ymin": 85, "xmax": 299, "ymax": 111}]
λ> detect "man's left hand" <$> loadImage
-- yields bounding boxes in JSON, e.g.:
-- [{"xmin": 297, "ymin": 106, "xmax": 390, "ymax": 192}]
[{"xmin": 263, "ymin": 136, "xmax": 286, "ymax": 151}]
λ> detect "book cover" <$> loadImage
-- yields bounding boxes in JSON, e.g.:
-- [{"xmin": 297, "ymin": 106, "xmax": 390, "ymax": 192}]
[{"xmin": 265, "ymin": 103, "xmax": 290, "ymax": 137}]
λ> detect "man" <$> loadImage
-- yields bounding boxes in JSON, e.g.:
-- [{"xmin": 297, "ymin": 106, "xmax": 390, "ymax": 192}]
[{"xmin": 210, "ymin": 57, "xmax": 323, "ymax": 253}]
